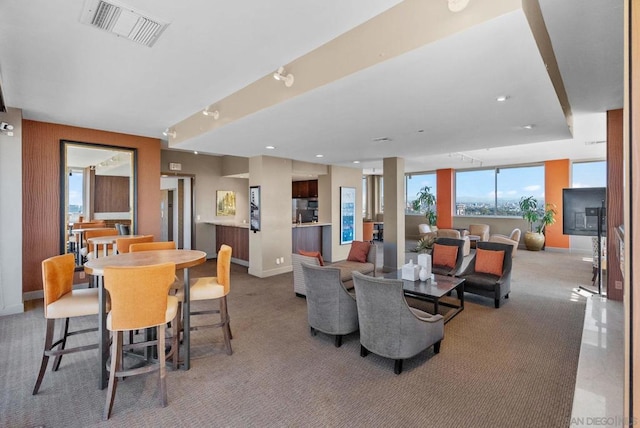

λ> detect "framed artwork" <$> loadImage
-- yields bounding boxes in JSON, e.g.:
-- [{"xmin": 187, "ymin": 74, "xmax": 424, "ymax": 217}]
[
  {"xmin": 250, "ymin": 186, "xmax": 260, "ymax": 232},
  {"xmin": 340, "ymin": 186, "xmax": 356, "ymax": 245},
  {"xmin": 216, "ymin": 190, "xmax": 236, "ymax": 216}
]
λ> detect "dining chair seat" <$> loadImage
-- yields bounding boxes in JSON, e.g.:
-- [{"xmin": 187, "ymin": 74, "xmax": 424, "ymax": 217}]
[
  {"xmin": 175, "ymin": 278, "xmax": 225, "ymax": 301},
  {"xmin": 45, "ymin": 288, "xmax": 100, "ymax": 319}
]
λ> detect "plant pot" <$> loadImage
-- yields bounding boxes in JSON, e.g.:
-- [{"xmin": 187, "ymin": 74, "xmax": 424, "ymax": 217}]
[{"xmin": 524, "ymin": 231, "xmax": 545, "ymax": 251}]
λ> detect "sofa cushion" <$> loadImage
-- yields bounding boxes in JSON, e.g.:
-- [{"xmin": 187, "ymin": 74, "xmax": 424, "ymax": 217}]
[
  {"xmin": 432, "ymin": 243, "xmax": 458, "ymax": 268},
  {"xmin": 475, "ymin": 248, "xmax": 504, "ymax": 276},
  {"xmin": 347, "ymin": 241, "xmax": 371, "ymax": 263},
  {"xmin": 299, "ymin": 250, "xmax": 324, "ymax": 266}
]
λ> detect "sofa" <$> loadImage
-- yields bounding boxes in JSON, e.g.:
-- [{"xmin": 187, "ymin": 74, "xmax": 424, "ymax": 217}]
[{"xmin": 293, "ymin": 243, "xmax": 377, "ymax": 297}]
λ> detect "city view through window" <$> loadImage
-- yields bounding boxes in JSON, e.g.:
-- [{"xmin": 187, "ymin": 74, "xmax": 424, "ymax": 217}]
[{"xmin": 404, "ymin": 161, "xmax": 606, "ymax": 217}]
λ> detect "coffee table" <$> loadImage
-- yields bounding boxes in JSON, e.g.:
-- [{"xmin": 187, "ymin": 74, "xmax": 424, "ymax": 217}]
[{"xmin": 384, "ymin": 270, "xmax": 465, "ymax": 323}]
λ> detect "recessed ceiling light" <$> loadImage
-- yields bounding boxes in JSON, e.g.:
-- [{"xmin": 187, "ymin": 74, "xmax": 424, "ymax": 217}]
[
  {"xmin": 353, "ymin": 160, "xmax": 360, "ymax": 164},
  {"xmin": 523, "ymin": 124, "xmax": 534, "ymax": 130},
  {"xmin": 194, "ymin": 151, "xmax": 199, "ymax": 155},
  {"xmin": 265, "ymin": 145, "xmax": 275, "ymax": 150},
  {"xmin": 315, "ymin": 154, "xmax": 324, "ymax": 158},
  {"xmin": 372, "ymin": 137, "xmax": 392, "ymax": 142},
  {"xmin": 496, "ymin": 95, "xmax": 510, "ymax": 102}
]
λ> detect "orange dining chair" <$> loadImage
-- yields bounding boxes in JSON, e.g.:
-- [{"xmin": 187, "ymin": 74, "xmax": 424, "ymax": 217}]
[
  {"xmin": 33, "ymin": 253, "xmax": 100, "ymax": 395},
  {"xmin": 115, "ymin": 235, "xmax": 154, "ymax": 254},
  {"xmin": 175, "ymin": 244, "xmax": 233, "ymax": 355},
  {"xmin": 81, "ymin": 228, "xmax": 118, "ymax": 260},
  {"xmin": 129, "ymin": 241, "xmax": 176, "ymax": 252},
  {"xmin": 102, "ymin": 262, "xmax": 179, "ymax": 420}
]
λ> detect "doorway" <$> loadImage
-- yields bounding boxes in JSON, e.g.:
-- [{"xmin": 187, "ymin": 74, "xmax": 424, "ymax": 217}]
[{"xmin": 160, "ymin": 176, "xmax": 193, "ymax": 249}]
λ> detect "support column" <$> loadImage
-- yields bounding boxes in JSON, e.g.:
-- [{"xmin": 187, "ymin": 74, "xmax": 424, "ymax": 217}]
[
  {"xmin": 544, "ymin": 159, "xmax": 570, "ymax": 249},
  {"xmin": 436, "ymin": 169, "xmax": 454, "ymax": 229},
  {"xmin": 382, "ymin": 157, "xmax": 405, "ymax": 272}
]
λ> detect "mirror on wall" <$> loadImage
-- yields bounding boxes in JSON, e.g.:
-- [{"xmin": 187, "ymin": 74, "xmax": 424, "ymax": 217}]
[{"xmin": 60, "ymin": 140, "xmax": 137, "ymax": 267}]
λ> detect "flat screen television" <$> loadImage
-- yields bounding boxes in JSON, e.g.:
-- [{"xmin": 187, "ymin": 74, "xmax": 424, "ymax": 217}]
[{"xmin": 562, "ymin": 187, "xmax": 606, "ymax": 237}]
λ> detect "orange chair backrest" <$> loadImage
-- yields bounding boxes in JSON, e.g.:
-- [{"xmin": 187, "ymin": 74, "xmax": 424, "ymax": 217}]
[
  {"xmin": 129, "ymin": 241, "xmax": 176, "ymax": 252},
  {"xmin": 84, "ymin": 228, "xmax": 118, "ymax": 253},
  {"xmin": 116, "ymin": 235, "xmax": 154, "ymax": 254},
  {"xmin": 104, "ymin": 263, "xmax": 176, "ymax": 331},
  {"xmin": 41, "ymin": 253, "xmax": 75, "ymax": 318},
  {"xmin": 73, "ymin": 220, "xmax": 106, "ymax": 229},
  {"xmin": 217, "ymin": 244, "xmax": 232, "ymax": 294}
]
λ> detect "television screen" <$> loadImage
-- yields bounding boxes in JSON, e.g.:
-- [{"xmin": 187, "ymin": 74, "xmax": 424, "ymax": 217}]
[{"xmin": 562, "ymin": 187, "xmax": 606, "ymax": 236}]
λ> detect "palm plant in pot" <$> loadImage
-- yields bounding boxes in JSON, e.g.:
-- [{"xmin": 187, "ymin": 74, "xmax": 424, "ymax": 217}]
[
  {"xmin": 518, "ymin": 196, "xmax": 557, "ymax": 251},
  {"xmin": 412, "ymin": 186, "xmax": 437, "ymax": 228}
]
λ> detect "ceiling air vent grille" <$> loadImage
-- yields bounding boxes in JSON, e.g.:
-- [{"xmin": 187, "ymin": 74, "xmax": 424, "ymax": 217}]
[{"xmin": 80, "ymin": 0, "xmax": 168, "ymax": 47}]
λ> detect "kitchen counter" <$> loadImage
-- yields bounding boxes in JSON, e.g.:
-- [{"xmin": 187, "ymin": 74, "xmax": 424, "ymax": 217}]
[
  {"xmin": 205, "ymin": 221, "xmax": 249, "ymax": 228},
  {"xmin": 292, "ymin": 222, "xmax": 331, "ymax": 228}
]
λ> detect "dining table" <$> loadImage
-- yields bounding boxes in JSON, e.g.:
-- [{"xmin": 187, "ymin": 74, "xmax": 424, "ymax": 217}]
[
  {"xmin": 84, "ymin": 248, "xmax": 207, "ymax": 389},
  {"xmin": 70, "ymin": 227, "xmax": 113, "ymax": 265}
]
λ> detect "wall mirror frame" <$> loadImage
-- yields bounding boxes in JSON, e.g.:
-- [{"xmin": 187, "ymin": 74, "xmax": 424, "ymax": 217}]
[{"xmin": 60, "ymin": 140, "xmax": 137, "ymax": 268}]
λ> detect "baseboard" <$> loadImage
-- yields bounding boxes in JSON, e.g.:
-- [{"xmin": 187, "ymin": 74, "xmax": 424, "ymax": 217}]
[{"xmin": 0, "ymin": 303, "xmax": 25, "ymax": 316}]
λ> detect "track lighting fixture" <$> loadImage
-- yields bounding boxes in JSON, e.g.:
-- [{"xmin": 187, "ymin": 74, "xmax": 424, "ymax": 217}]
[
  {"xmin": 448, "ymin": 0, "xmax": 470, "ymax": 12},
  {"xmin": 202, "ymin": 107, "xmax": 220, "ymax": 119},
  {"xmin": 162, "ymin": 128, "xmax": 176, "ymax": 138},
  {"xmin": 273, "ymin": 66, "xmax": 294, "ymax": 87}
]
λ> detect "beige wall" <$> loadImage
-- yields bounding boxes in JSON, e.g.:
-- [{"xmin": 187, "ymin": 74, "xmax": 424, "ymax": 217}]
[
  {"xmin": 161, "ymin": 150, "xmax": 249, "ymax": 257},
  {"xmin": 326, "ymin": 165, "xmax": 363, "ymax": 263}
]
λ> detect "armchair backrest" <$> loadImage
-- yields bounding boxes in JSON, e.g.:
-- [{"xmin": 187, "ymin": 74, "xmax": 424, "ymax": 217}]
[
  {"xmin": 302, "ymin": 263, "xmax": 358, "ymax": 334},
  {"xmin": 431, "ymin": 237, "xmax": 465, "ymax": 275},
  {"xmin": 352, "ymin": 272, "xmax": 440, "ymax": 359},
  {"xmin": 466, "ymin": 241, "xmax": 513, "ymax": 279},
  {"xmin": 509, "ymin": 228, "xmax": 521, "ymax": 242},
  {"xmin": 468, "ymin": 224, "xmax": 490, "ymax": 241},
  {"xmin": 418, "ymin": 224, "xmax": 431, "ymax": 234},
  {"xmin": 435, "ymin": 229, "xmax": 462, "ymax": 239}
]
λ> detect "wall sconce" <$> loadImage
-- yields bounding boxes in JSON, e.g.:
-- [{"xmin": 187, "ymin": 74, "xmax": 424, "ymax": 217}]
[
  {"xmin": 273, "ymin": 66, "xmax": 294, "ymax": 87},
  {"xmin": 202, "ymin": 107, "xmax": 220, "ymax": 119},
  {"xmin": 162, "ymin": 128, "xmax": 176, "ymax": 138},
  {"xmin": 448, "ymin": 0, "xmax": 470, "ymax": 12}
]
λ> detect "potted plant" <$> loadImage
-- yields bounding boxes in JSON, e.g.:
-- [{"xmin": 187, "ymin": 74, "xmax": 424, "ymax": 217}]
[
  {"xmin": 518, "ymin": 196, "xmax": 557, "ymax": 251},
  {"xmin": 412, "ymin": 186, "xmax": 437, "ymax": 227}
]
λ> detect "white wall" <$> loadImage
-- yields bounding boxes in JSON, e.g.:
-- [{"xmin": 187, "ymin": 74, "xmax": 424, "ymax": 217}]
[{"xmin": 0, "ymin": 108, "xmax": 24, "ymax": 315}]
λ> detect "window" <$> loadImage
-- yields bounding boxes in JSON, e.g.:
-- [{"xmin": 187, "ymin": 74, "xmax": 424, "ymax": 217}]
[
  {"xmin": 572, "ymin": 161, "xmax": 606, "ymax": 187},
  {"xmin": 455, "ymin": 165, "xmax": 544, "ymax": 216},
  {"xmin": 406, "ymin": 173, "xmax": 436, "ymax": 215},
  {"xmin": 362, "ymin": 176, "xmax": 367, "ymax": 217},
  {"xmin": 68, "ymin": 168, "xmax": 84, "ymax": 221}
]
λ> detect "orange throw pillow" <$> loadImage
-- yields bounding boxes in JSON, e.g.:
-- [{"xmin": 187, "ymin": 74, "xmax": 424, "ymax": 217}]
[
  {"xmin": 475, "ymin": 248, "xmax": 505, "ymax": 276},
  {"xmin": 347, "ymin": 241, "xmax": 371, "ymax": 263},
  {"xmin": 432, "ymin": 243, "xmax": 458, "ymax": 268},
  {"xmin": 299, "ymin": 250, "xmax": 324, "ymax": 266}
]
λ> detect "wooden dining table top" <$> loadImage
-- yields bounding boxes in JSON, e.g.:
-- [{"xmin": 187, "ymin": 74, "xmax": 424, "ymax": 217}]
[{"xmin": 84, "ymin": 249, "xmax": 207, "ymax": 276}]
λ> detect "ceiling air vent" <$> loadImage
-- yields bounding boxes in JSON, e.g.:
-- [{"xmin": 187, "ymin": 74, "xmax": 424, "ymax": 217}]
[{"xmin": 80, "ymin": 0, "xmax": 168, "ymax": 47}]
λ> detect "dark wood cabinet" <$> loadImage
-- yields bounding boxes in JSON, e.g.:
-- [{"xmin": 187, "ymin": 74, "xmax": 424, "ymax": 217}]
[
  {"xmin": 215, "ymin": 225, "xmax": 249, "ymax": 261},
  {"xmin": 292, "ymin": 179, "xmax": 318, "ymax": 198}
]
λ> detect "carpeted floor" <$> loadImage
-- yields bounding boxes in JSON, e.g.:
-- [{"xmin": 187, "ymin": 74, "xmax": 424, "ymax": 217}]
[{"xmin": 0, "ymin": 246, "xmax": 592, "ymax": 427}]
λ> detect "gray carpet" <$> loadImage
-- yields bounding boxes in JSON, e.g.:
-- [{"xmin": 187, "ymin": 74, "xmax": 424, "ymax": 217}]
[{"xmin": 0, "ymin": 247, "xmax": 591, "ymax": 427}]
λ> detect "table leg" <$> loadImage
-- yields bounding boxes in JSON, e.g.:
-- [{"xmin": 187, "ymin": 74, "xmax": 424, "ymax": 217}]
[
  {"xmin": 433, "ymin": 298, "xmax": 439, "ymax": 316},
  {"xmin": 183, "ymin": 267, "xmax": 191, "ymax": 370},
  {"xmin": 102, "ymin": 243, "xmax": 108, "ymax": 258},
  {"xmin": 97, "ymin": 275, "xmax": 109, "ymax": 390}
]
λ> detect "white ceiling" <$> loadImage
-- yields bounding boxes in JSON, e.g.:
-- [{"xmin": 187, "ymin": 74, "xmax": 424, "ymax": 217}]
[{"xmin": 0, "ymin": 0, "xmax": 622, "ymax": 174}]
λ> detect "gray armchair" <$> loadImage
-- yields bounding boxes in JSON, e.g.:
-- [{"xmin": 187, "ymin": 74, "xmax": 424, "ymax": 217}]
[
  {"xmin": 301, "ymin": 263, "xmax": 359, "ymax": 347},
  {"xmin": 457, "ymin": 241, "xmax": 513, "ymax": 308},
  {"xmin": 352, "ymin": 272, "xmax": 444, "ymax": 374},
  {"xmin": 431, "ymin": 237, "xmax": 466, "ymax": 276}
]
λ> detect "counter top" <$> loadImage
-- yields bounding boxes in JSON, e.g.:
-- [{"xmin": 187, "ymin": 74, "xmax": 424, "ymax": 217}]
[
  {"xmin": 205, "ymin": 221, "xmax": 249, "ymax": 228},
  {"xmin": 292, "ymin": 222, "xmax": 331, "ymax": 228}
]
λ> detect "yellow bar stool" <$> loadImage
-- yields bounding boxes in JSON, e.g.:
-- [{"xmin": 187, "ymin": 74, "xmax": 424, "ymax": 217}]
[
  {"xmin": 33, "ymin": 253, "xmax": 100, "ymax": 395},
  {"xmin": 102, "ymin": 262, "xmax": 179, "ymax": 420},
  {"xmin": 175, "ymin": 244, "xmax": 233, "ymax": 355}
]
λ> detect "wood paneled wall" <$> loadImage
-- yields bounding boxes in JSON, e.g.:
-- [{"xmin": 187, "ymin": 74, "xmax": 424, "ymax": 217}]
[
  {"xmin": 606, "ymin": 109, "xmax": 623, "ymax": 301},
  {"xmin": 94, "ymin": 175, "xmax": 130, "ymax": 212},
  {"xmin": 22, "ymin": 120, "xmax": 162, "ymax": 293}
]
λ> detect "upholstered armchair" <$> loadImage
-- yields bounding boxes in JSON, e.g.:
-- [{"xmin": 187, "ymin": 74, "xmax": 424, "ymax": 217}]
[
  {"xmin": 468, "ymin": 224, "xmax": 490, "ymax": 242},
  {"xmin": 433, "ymin": 229, "xmax": 470, "ymax": 256},
  {"xmin": 431, "ymin": 237, "xmax": 466, "ymax": 276},
  {"xmin": 488, "ymin": 228, "xmax": 521, "ymax": 257},
  {"xmin": 418, "ymin": 224, "xmax": 435, "ymax": 240},
  {"xmin": 302, "ymin": 264, "xmax": 359, "ymax": 347},
  {"xmin": 352, "ymin": 272, "xmax": 444, "ymax": 374},
  {"xmin": 457, "ymin": 241, "xmax": 513, "ymax": 308}
]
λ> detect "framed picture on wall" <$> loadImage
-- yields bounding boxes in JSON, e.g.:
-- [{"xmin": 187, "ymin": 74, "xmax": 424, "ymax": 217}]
[
  {"xmin": 216, "ymin": 190, "xmax": 236, "ymax": 216},
  {"xmin": 340, "ymin": 186, "xmax": 356, "ymax": 245},
  {"xmin": 250, "ymin": 186, "xmax": 260, "ymax": 232}
]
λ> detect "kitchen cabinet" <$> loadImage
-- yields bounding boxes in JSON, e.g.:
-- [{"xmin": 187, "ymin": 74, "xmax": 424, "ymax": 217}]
[{"xmin": 292, "ymin": 179, "xmax": 318, "ymax": 198}]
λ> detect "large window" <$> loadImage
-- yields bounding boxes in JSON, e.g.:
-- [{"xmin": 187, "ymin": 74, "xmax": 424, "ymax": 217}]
[
  {"xmin": 68, "ymin": 168, "xmax": 84, "ymax": 221},
  {"xmin": 572, "ymin": 160, "xmax": 606, "ymax": 187},
  {"xmin": 456, "ymin": 165, "xmax": 544, "ymax": 216},
  {"xmin": 406, "ymin": 173, "xmax": 436, "ymax": 215}
]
